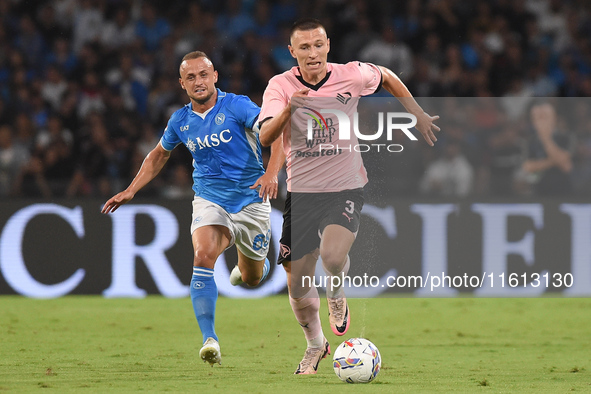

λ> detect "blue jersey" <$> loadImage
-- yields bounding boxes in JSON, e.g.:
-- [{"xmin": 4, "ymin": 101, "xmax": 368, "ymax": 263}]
[{"xmin": 160, "ymin": 89, "xmax": 265, "ymax": 213}]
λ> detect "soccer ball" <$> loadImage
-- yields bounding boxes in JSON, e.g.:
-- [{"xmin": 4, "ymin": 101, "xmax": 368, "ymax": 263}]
[{"xmin": 332, "ymin": 338, "xmax": 381, "ymax": 383}]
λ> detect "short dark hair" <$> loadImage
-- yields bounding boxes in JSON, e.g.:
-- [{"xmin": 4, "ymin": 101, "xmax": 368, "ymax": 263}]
[
  {"xmin": 290, "ymin": 18, "xmax": 325, "ymax": 38},
  {"xmin": 181, "ymin": 51, "xmax": 211, "ymax": 64}
]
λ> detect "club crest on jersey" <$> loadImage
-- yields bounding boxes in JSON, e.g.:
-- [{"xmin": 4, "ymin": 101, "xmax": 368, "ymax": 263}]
[
  {"xmin": 336, "ymin": 92, "xmax": 352, "ymax": 105},
  {"xmin": 215, "ymin": 113, "xmax": 225, "ymax": 125}
]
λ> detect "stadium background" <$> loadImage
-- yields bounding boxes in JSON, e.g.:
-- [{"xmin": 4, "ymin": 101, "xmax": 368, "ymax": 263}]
[{"xmin": 1, "ymin": 0, "xmax": 591, "ymax": 297}]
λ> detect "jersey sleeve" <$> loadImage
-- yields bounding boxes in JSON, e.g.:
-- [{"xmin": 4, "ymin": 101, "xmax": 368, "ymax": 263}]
[
  {"xmin": 232, "ymin": 95, "xmax": 261, "ymax": 130},
  {"xmin": 356, "ymin": 62, "xmax": 383, "ymax": 96},
  {"xmin": 259, "ymin": 77, "xmax": 288, "ymax": 125},
  {"xmin": 159, "ymin": 119, "xmax": 182, "ymax": 151}
]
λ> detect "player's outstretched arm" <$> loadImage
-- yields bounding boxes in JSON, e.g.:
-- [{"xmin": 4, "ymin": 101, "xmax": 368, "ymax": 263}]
[
  {"xmin": 260, "ymin": 88, "xmax": 310, "ymax": 147},
  {"xmin": 101, "ymin": 143, "xmax": 171, "ymax": 214},
  {"xmin": 251, "ymin": 137, "xmax": 286, "ymax": 201},
  {"xmin": 378, "ymin": 66, "xmax": 440, "ymax": 147}
]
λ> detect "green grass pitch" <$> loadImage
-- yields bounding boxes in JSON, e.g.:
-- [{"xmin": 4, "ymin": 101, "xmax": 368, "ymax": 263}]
[{"xmin": 1, "ymin": 295, "xmax": 589, "ymax": 392}]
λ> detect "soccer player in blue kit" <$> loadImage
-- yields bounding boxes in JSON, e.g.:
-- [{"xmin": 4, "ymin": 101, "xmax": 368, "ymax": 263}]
[{"xmin": 102, "ymin": 51, "xmax": 285, "ymax": 366}]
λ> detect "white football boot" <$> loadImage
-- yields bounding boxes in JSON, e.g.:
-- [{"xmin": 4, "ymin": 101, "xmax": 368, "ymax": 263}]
[{"xmin": 199, "ymin": 337, "xmax": 221, "ymax": 366}]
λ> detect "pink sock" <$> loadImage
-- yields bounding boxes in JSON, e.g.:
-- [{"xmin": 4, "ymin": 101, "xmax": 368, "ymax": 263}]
[{"xmin": 289, "ymin": 286, "xmax": 324, "ymax": 348}]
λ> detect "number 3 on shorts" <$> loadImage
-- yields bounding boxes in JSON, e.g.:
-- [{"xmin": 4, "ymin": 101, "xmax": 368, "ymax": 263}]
[{"xmin": 345, "ymin": 200, "xmax": 354, "ymax": 214}]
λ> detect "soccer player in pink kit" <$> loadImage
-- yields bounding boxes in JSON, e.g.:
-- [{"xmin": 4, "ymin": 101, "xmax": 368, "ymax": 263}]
[{"xmin": 258, "ymin": 18, "xmax": 440, "ymax": 374}]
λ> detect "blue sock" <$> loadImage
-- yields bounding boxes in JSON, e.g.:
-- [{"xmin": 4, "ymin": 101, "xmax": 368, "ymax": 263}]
[
  {"xmin": 261, "ymin": 258, "xmax": 270, "ymax": 283},
  {"xmin": 190, "ymin": 267, "xmax": 218, "ymax": 344}
]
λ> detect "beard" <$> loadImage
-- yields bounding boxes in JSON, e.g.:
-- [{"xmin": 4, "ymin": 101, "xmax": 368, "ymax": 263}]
[{"xmin": 192, "ymin": 89, "xmax": 215, "ymax": 105}]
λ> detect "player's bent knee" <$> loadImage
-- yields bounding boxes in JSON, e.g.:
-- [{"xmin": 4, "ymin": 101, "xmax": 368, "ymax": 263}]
[
  {"xmin": 193, "ymin": 249, "xmax": 218, "ymax": 268},
  {"xmin": 320, "ymin": 251, "xmax": 347, "ymax": 274}
]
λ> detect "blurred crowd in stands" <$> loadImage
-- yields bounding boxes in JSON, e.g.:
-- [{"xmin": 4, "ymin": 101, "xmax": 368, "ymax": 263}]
[{"xmin": 0, "ymin": 0, "xmax": 590, "ymax": 200}]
